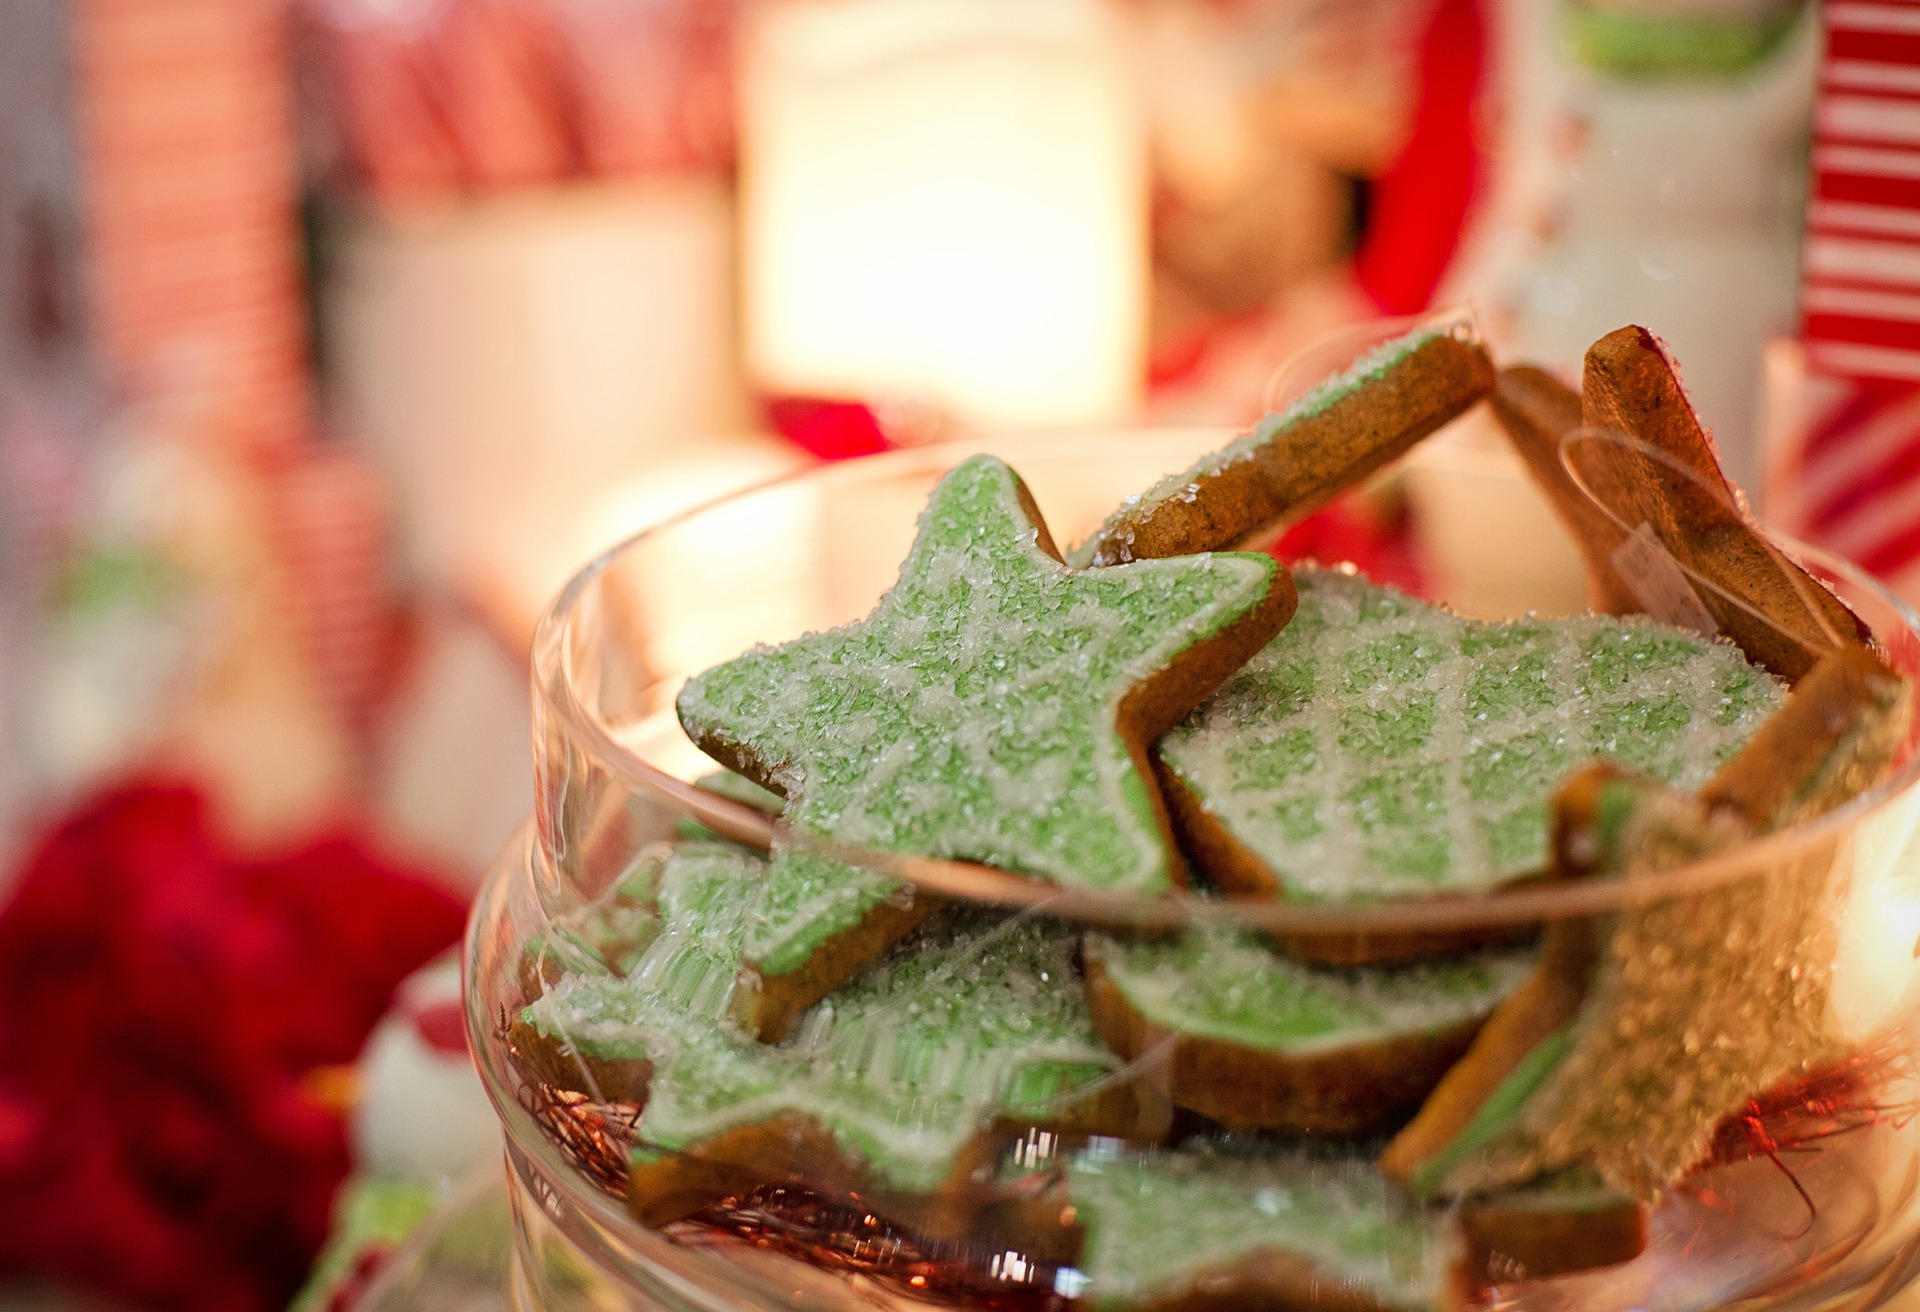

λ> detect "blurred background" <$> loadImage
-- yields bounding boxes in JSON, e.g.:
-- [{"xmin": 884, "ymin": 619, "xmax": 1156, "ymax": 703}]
[{"xmin": 0, "ymin": 0, "xmax": 1913, "ymax": 1306}]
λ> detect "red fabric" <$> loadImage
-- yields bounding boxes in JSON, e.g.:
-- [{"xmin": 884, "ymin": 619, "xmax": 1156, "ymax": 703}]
[
  {"xmin": 0, "ymin": 784, "xmax": 465, "ymax": 1312},
  {"xmin": 1353, "ymin": 0, "xmax": 1488, "ymax": 315}
]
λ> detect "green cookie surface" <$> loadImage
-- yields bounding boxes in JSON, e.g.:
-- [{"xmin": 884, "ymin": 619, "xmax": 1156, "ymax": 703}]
[
  {"xmin": 521, "ymin": 843, "xmax": 1120, "ymax": 1193},
  {"xmin": 678, "ymin": 452, "xmax": 1279, "ymax": 975},
  {"xmin": 1065, "ymin": 1142, "xmax": 1446, "ymax": 1312},
  {"xmin": 1159, "ymin": 569, "xmax": 1785, "ymax": 903},
  {"xmin": 1089, "ymin": 926, "xmax": 1533, "ymax": 1054}
]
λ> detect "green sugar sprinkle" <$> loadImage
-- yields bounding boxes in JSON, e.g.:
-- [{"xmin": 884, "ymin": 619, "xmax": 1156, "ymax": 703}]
[
  {"xmin": 1159, "ymin": 569, "xmax": 1785, "ymax": 903},
  {"xmin": 1066, "ymin": 1142, "xmax": 1446, "ymax": 1311},
  {"xmin": 524, "ymin": 846, "xmax": 1119, "ymax": 1193},
  {"xmin": 679, "ymin": 453, "xmax": 1278, "ymax": 974},
  {"xmin": 1089, "ymin": 927, "xmax": 1533, "ymax": 1055}
]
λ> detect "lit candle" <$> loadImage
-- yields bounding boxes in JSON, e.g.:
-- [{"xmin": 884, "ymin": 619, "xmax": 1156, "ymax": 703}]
[{"xmin": 740, "ymin": 0, "xmax": 1147, "ymax": 431}]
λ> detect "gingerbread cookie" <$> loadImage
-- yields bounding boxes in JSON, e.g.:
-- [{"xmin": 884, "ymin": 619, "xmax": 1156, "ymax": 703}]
[
  {"xmin": 1083, "ymin": 927, "xmax": 1532, "ymax": 1134},
  {"xmin": 512, "ymin": 840, "xmax": 761, "ymax": 1105},
  {"xmin": 1382, "ymin": 646, "xmax": 1911, "ymax": 1199},
  {"xmin": 1488, "ymin": 366, "xmax": 1639, "ymax": 616},
  {"xmin": 1063, "ymin": 1142, "xmax": 1448, "ymax": 1312},
  {"xmin": 517, "ymin": 844, "xmax": 1158, "ymax": 1230},
  {"xmin": 1157, "ymin": 568, "xmax": 1784, "ymax": 963},
  {"xmin": 678, "ymin": 453, "xmax": 1292, "ymax": 1039},
  {"xmin": 1455, "ymin": 1170, "xmax": 1647, "ymax": 1287},
  {"xmin": 1070, "ymin": 323, "xmax": 1493, "ymax": 568},
  {"xmin": 1491, "ymin": 331, "xmax": 1867, "ymax": 683},
  {"xmin": 516, "ymin": 844, "xmax": 669, "ymax": 1004}
]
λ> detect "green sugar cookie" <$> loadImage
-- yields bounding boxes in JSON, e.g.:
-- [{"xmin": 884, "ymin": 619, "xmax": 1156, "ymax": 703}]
[
  {"xmin": 1084, "ymin": 928, "xmax": 1532, "ymax": 1134},
  {"xmin": 1064, "ymin": 1142, "xmax": 1448, "ymax": 1312},
  {"xmin": 518, "ymin": 843, "xmax": 1141, "ymax": 1224},
  {"xmin": 1159, "ymin": 568, "xmax": 1785, "ymax": 916},
  {"xmin": 678, "ymin": 453, "xmax": 1290, "ymax": 1037}
]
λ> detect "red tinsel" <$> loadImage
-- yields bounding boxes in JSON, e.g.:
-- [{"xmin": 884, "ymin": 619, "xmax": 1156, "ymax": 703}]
[
  {"xmin": 1694, "ymin": 1035, "xmax": 1919, "ymax": 1226},
  {"xmin": 0, "ymin": 783, "xmax": 465, "ymax": 1312}
]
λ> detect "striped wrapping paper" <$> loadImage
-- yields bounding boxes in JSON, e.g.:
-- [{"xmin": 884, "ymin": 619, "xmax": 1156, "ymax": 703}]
[{"xmin": 1784, "ymin": 0, "xmax": 1920, "ymax": 593}]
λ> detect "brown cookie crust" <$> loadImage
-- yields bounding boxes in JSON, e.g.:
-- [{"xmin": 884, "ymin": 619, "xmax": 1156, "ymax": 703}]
[
  {"xmin": 1079, "ymin": 332, "xmax": 1494, "ymax": 566},
  {"xmin": 1489, "ymin": 365, "xmax": 1642, "ymax": 616},
  {"xmin": 1115, "ymin": 563, "xmax": 1300, "ymax": 893},
  {"xmin": 1457, "ymin": 1189, "xmax": 1648, "ymax": 1286},
  {"xmin": 1492, "ymin": 335, "xmax": 1867, "ymax": 684},
  {"xmin": 1083, "ymin": 949, "xmax": 1490, "ymax": 1137},
  {"xmin": 508, "ymin": 1016, "xmax": 656, "ymax": 1106},
  {"xmin": 1699, "ymin": 643, "xmax": 1907, "ymax": 830},
  {"xmin": 728, "ymin": 886, "xmax": 937, "ymax": 1045}
]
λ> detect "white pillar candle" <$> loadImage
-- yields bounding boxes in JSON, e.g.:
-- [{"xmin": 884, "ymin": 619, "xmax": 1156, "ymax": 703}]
[
  {"xmin": 328, "ymin": 179, "xmax": 746, "ymax": 595},
  {"xmin": 741, "ymin": 0, "xmax": 1147, "ymax": 431}
]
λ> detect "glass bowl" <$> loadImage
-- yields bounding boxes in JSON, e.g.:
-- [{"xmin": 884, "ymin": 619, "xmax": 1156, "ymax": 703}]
[{"xmin": 465, "ymin": 430, "xmax": 1920, "ymax": 1312}]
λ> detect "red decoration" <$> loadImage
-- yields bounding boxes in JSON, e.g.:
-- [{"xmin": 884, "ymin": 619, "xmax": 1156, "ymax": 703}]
[
  {"xmin": 764, "ymin": 396, "xmax": 895, "ymax": 461},
  {"xmin": 0, "ymin": 784, "xmax": 465, "ymax": 1312},
  {"xmin": 1274, "ymin": 495, "xmax": 1429, "ymax": 599},
  {"xmin": 1353, "ymin": 0, "xmax": 1487, "ymax": 316}
]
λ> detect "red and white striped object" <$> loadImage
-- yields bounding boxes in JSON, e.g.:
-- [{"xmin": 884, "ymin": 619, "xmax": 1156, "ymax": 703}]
[{"xmin": 1788, "ymin": 0, "xmax": 1920, "ymax": 594}]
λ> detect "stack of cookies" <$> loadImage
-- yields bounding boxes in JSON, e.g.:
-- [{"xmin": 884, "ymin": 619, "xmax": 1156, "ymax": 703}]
[{"xmin": 509, "ymin": 323, "xmax": 1911, "ymax": 1312}]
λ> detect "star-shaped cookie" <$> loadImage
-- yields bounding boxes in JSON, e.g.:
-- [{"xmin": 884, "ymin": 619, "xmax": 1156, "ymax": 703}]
[{"xmin": 678, "ymin": 453, "xmax": 1292, "ymax": 1038}]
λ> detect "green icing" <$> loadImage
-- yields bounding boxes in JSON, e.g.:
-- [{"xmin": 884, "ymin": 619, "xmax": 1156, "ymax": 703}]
[
  {"xmin": 1069, "ymin": 326, "xmax": 1443, "ymax": 568},
  {"xmin": 1408, "ymin": 1025, "xmax": 1575, "ymax": 1199},
  {"xmin": 1090, "ymin": 928, "xmax": 1532, "ymax": 1054},
  {"xmin": 695, "ymin": 769, "xmax": 783, "ymax": 813},
  {"xmin": 524, "ymin": 849, "xmax": 1119, "ymax": 1192},
  {"xmin": 1159, "ymin": 569, "xmax": 1786, "ymax": 903},
  {"xmin": 1066, "ymin": 1143, "xmax": 1445, "ymax": 1311},
  {"xmin": 678, "ymin": 454, "xmax": 1278, "ymax": 978}
]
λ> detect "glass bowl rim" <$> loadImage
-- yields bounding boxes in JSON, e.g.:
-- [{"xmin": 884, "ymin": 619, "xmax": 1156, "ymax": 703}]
[{"xmin": 529, "ymin": 431, "xmax": 1920, "ymax": 935}]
